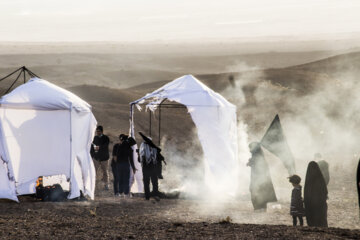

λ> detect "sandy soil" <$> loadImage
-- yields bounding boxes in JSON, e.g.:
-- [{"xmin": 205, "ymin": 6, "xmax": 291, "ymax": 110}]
[
  {"xmin": 1, "ymin": 191, "xmax": 360, "ymax": 240},
  {"xmin": 0, "ymin": 164, "xmax": 359, "ymax": 240}
]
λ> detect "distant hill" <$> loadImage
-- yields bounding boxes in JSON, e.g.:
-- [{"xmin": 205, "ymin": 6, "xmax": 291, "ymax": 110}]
[
  {"xmin": 0, "ymin": 50, "xmax": 341, "ymax": 91},
  {"xmin": 1, "ymin": 50, "xmax": 360, "ymax": 159},
  {"xmin": 288, "ymin": 51, "xmax": 360, "ymax": 74},
  {"xmin": 68, "ymin": 85, "xmax": 143, "ymax": 105},
  {"xmin": 66, "ymin": 50, "xmax": 360, "ymax": 129}
]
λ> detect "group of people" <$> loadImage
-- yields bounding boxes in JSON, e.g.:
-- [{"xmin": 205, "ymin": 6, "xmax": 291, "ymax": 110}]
[
  {"xmin": 288, "ymin": 157, "xmax": 328, "ymax": 228},
  {"xmin": 91, "ymin": 124, "xmax": 332, "ymax": 225},
  {"xmin": 90, "ymin": 125, "xmax": 163, "ymax": 200},
  {"xmin": 247, "ymin": 145, "xmax": 330, "ymax": 227}
]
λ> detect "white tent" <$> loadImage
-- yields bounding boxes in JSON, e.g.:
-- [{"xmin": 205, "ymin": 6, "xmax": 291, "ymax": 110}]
[
  {"xmin": 130, "ymin": 75, "xmax": 239, "ymax": 194},
  {"xmin": 0, "ymin": 78, "xmax": 97, "ymax": 202}
]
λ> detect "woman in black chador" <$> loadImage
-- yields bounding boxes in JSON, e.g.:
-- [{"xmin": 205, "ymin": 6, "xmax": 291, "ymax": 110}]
[
  {"xmin": 247, "ymin": 142, "xmax": 277, "ymax": 210},
  {"xmin": 304, "ymin": 161, "xmax": 328, "ymax": 227}
]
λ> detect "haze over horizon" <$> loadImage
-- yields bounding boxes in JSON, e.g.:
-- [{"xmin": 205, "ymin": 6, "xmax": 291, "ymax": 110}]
[{"xmin": 1, "ymin": 0, "xmax": 360, "ymax": 42}]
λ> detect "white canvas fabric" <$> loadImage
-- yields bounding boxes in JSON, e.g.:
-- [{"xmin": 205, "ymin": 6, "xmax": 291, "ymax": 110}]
[
  {"xmin": 0, "ymin": 154, "xmax": 17, "ymax": 201},
  {"xmin": 130, "ymin": 75, "xmax": 239, "ymax": 194},
  {"xmin": 0, "ymin": 77, "xmax": 90, "ymax": 111},
  {"xmin": 0, "ymin": 78, "xmax": 97, "ymax": 201},
  {"xmin": 129, "ymin": 144, "xmax": 144, "ymax": 193}
]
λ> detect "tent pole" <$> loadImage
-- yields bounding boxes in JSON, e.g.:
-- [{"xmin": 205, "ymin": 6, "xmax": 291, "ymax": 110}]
[
  {"xmin": 0, "ymin": 66, "xmax": 22, "ymax": 82},
  {"xmin": 149, "ymin": 110, "xmax": 152, "ymax": 137},
  {"xmin": 129, "ymin": 104, "xmax": 135, "ymax": 138},
  {"xmin": 69, "ymin": 108, "xmax": 73, "ymax": 198},
  {"xmin": 157, "ymin": 98, "xmax": 167, "ymax": 146},
  {"xmin": 0, "ymin": 66, "xmax": 39, "ymax": 82},
  {"xmin": 4, "ymin": 69, "xmax": 23, "ymax": 94},
  {"xmin": 23, "ymin": 67, "xmax": 26, "ymax": 83},
  {"xmin": 158, "ymin": 104, "xmax": 161, "ymax": 146},
  {"xmin": 24, "ymin": 67, "xmax": 40, "ymax": 78}
]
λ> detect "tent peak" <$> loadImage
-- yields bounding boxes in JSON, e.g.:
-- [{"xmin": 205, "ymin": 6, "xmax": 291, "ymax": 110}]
[
  {"xmin": 0, "ymin": 77, "xmax": 92, "ymax": 111},
  {"xmin": 131, "ymin": 74, "xmax": 235, "ymax": 109}
]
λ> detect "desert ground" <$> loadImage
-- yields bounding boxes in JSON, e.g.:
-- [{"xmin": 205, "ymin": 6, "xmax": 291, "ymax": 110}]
[{"xmin": 1, "ymin": 42, "xmax": 360, "ymax": 239}]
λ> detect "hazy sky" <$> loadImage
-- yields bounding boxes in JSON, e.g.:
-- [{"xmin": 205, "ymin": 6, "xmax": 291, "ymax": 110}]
[{"xmin": 0, "ymin": 0, "xmax": 359, "ymax": 42}]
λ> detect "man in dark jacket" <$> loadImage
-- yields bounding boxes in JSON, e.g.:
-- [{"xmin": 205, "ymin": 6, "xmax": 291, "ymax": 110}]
[{"xmin": 90, "ymin": 126, "xmax": 110, "ymax": 190}]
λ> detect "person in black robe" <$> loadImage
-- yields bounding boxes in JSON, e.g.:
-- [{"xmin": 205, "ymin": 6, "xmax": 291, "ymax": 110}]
[
  {"xmin": 247, "ymin": 142, "xmax": 277, "ymax": 210},
  {"xmin": 111, "ymin": 134, "xmax": 136, "ymax": 197},
  {"xmin": 304, "ymin": 161, "xmax": 328, "ymax": 227}
]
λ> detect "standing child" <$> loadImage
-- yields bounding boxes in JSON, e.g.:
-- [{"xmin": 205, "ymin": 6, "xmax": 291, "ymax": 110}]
[{"xmin": 289, "ymin": 175, "xmax": 305, "ymax": 226}]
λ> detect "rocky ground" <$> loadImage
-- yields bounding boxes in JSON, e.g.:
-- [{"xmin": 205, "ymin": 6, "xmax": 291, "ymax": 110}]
[
  {"xmin": 1, "ymin": 155, "xmax": 359, "ymax": 240},
  {"xmin": 0, "ymin": 185, "xmax": 359, "ymax": 240}
]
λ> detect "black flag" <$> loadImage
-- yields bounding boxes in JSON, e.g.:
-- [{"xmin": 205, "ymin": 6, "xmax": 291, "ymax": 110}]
[{"xmin": 260, "ymin": 115, "xmax": 296, "ymax": 175}]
